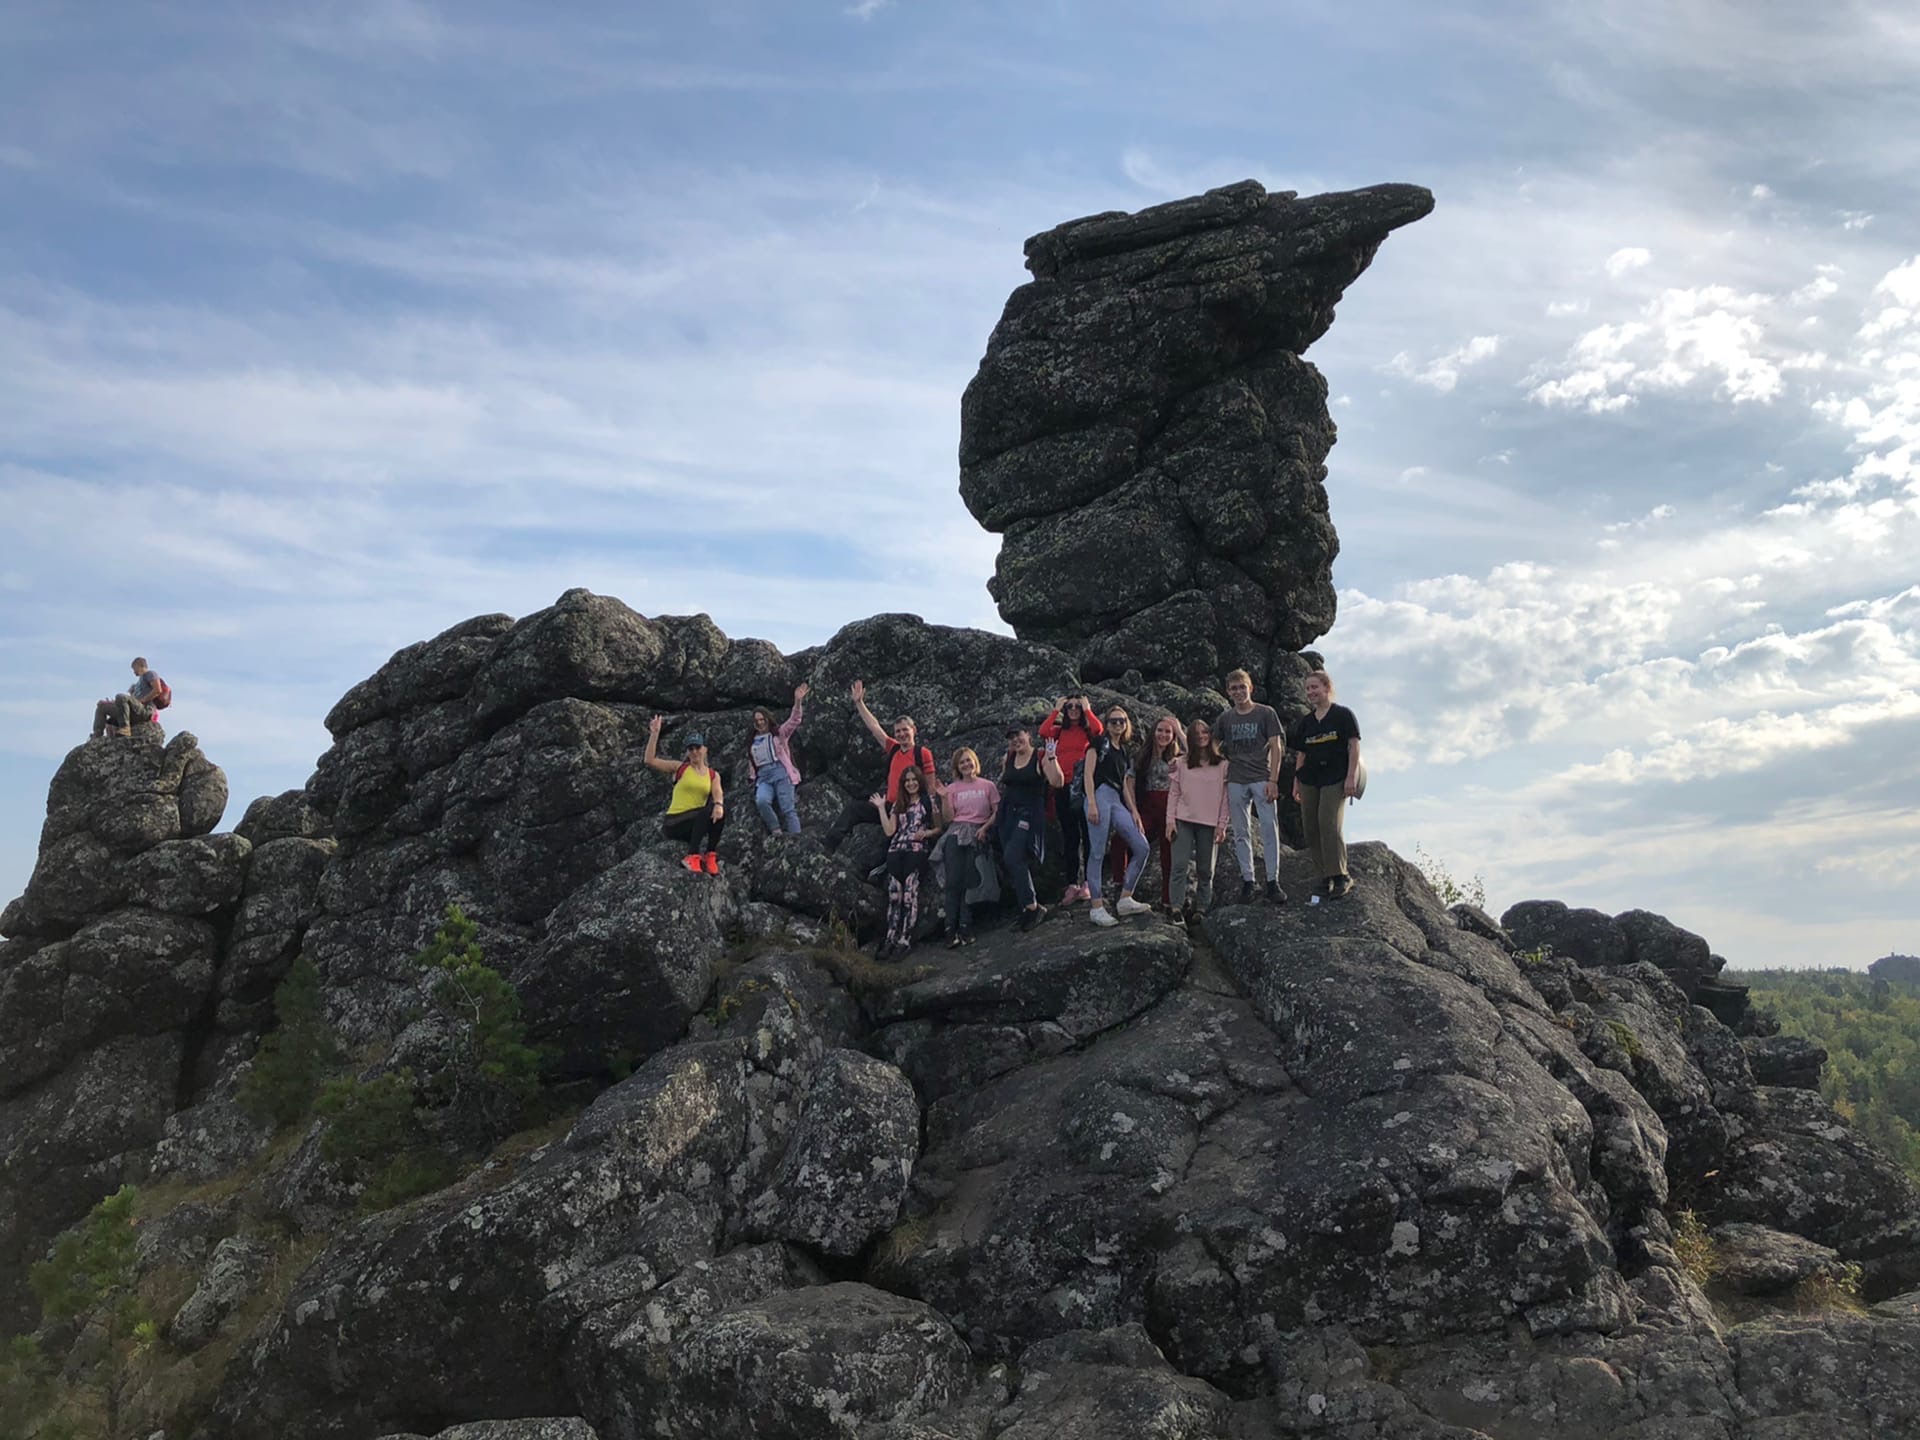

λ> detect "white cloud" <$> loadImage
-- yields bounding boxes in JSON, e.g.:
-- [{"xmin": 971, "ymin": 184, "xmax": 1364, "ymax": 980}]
[
  {"xmin": 1750, "ymin": 183, "xmax": 1774, "ymax": 200},
  {"xmin": 1842, "ymin": 211, "xmax": 1875, "ymax": 231},
  {"xmin": 1385, "ymin": 334, "xmax": 1503, "ymax": 393},
  {"xmin": 846, "ymin": 0, "xmax": 894, "ymax": 18},
  {"xmin": 1605, "ymin": 246, "xmax": 1653, "ymax": 277},
  {"xmin": 1546, "ymin": 298, "xmax": 1590, "ymax": 317}
]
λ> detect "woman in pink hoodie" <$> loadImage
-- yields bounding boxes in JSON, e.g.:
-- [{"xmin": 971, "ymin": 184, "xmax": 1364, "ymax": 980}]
[
  {"xmin": 746, "ymin": 684, "xmax": 809, "ymax": 833},
  {"xmin": 1165, "ymin": 716, "xmax": 1230, "ymax": 923}
]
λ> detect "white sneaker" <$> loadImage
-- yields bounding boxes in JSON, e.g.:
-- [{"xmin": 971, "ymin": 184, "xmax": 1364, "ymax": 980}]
[
  {"xmin": 1114, "ymin": 896, "xmax": 1152, "ymax": 918},
  {"xmin": 1089, "ymin": 905, "xmax": 1118, "ymax": 927}
]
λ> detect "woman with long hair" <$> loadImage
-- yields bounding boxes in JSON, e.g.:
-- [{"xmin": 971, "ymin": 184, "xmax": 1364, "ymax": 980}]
[
  {"xmin": 1109, "ymin": 714, "xmax": 1182, "ymax": 906},
  {"xmin": 1166, "ymin": 717, "xmax": 1230, "ymax": 921},
  {"xmin": 873, "ymin": 766, "xmax": 941, "ymax": 960},
  {"xmin": 1083, "ymin": 705, "xmax": 1153, "ymax": 928},
  {"xmin": 1287, "ymin": 669, "xmax": 1363, "ymax": 899},
  {"xmin": 998, "ymin": 723, "xmax": 1064, "ymax": 931},
  {"xmin": 644, "ymin": 715, "xmax": 726, "ymax": 874},
  {"xmin": 1039, "ymin": 695, "xmax": 1104, "ymax": 905},
  {"xmin": 939, "ymin": 747, "xmax": 999, "ymax": 947},
  {"xmin": 745, "ymin": 683, "xmax": 809, "ymax": 834}
]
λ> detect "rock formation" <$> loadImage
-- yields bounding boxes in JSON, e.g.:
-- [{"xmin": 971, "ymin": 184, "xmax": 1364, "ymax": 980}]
[
  {"xmin": 3, "ymin": 180, "xmax": 1919, "ymax": 1440},
  {"xmin": 959, "ymin": 179, "xmax": 1433, "ymax": 699}
]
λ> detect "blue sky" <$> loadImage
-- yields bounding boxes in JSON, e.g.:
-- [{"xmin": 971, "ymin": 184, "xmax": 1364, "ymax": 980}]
[{"xmin": 3, "ymin": 0, "xmax": 1916, "ymax": 968}]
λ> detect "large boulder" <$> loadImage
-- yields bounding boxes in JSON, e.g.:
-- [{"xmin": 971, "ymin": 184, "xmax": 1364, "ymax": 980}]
[
  {"xmin": 654, "ymin": 1283, "xmax": 969, "ymax": 1440},
  {"xmin": 514, "ymin": 849, "xmax": 729, "ymax": 1079},
  {"xmin": 3, "ymin": 730, "xmax": 229, "ymax": 937},
  {"xmin": 959, "ymin": 179, "xmax": 1432, "ymax": 692},
  {"xmin": 746, "ymin": 1049, "xmax": 920, "ymax": 1257}
]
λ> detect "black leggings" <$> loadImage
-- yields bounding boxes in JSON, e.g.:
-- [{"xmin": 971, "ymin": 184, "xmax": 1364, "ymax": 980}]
[{"xmin": 664, "ymin": 808, "xmax": 726, "ymax": 854}]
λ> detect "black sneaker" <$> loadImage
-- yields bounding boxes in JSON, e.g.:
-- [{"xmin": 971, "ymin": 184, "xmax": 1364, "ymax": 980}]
[
  {"xmin": 1027, "ymin": 904, "xmax": 1049, "ymax": 930},
  {"xmin": 1265, "ymin": 880, "xmax": 1288, "ymax": 905},
  {"xmin": 1169, "ymin": 910, "xmax": 1187, "ymax": 927},
  {"xmin": 1239, "ymin": 879, "xmax": 1255, "ymax": 902},
  {"xmin": 1331, "ymin": 876, "xmax": 1354, "ymax": 899}
]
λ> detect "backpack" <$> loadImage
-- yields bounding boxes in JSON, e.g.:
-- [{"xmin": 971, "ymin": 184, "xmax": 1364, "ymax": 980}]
[{"xmin": 151, "ymin": 676, "xmax": 172, "ymax": 711}]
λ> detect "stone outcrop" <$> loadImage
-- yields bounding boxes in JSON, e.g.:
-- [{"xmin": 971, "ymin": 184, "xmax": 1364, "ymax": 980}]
[
  {"xmin": 959, "ymin": 179, "xmax": 1433, "ymax": 696},
  {"xmin": 5, "ymin": 179, "xmax": 1919, "ymax": 1440},
  {"xmin": 0, "ymin": 728, "xmax": 240, "ymax": 1330}
]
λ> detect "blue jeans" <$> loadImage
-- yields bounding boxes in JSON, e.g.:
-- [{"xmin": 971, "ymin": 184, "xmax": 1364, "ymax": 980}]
[
  {"xmin": 1226, "ymin": 780, "xmax": 1280, "ymax": 881},
  {"xmin": 1086, "ymin": 784, "xmax": 1148, "ymax": 902},
  {"xmin": 754, "ymin": 769, "xmax": 800, "ymax": 834},
  {"xmin": 1000, "ymin": 809, "xmax": 1043, "ymax": 908}
]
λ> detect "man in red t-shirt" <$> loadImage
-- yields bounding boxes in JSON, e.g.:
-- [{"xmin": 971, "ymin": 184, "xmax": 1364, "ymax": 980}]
[
  {"xmin": 822, "ymin": 679, "xmax": 941, "ymax": 850},
  {"xmin": 852, "ymin": 679, "xmax": 940, "ymax": 803}
]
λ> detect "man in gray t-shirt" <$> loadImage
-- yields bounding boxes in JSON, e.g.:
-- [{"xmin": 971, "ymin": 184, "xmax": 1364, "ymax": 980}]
[
  {"xmin": 1214, "ymin": 669, "xmax": 1288, "ymax": 901},
  {"xmin": 92, "ymin": 657, "xmax": 163, "ymax": 739}
]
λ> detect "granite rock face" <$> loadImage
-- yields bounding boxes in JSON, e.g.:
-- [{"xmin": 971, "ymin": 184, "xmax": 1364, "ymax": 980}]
[{"xmin": 959, "ymin": 179, "xmax": 1433, "ymax": 695}]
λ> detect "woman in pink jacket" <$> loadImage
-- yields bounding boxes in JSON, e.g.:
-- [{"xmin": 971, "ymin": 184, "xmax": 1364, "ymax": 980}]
[
  {"xmin": 746, "ymin": 684, "xmax": 809, "ymax": 833},
  {"xmin": 1165, "ymin": 717, "xmax": 1230, "ymax": 924}
]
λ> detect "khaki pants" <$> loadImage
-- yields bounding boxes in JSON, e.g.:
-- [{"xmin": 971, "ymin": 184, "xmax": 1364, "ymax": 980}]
[{"xmin": 1298, "ymin": 782, "xmax": 1348, "ymax": 882}]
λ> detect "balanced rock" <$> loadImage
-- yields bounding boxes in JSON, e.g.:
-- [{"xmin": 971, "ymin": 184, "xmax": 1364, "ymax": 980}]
[{"xmin": 959, "ymin": 179, "xmax": 1433, "ymax": 695}]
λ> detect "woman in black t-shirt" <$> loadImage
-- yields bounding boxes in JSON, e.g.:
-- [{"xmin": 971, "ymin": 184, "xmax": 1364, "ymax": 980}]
[
  {"xmin": 1083, "ymin": 706, "xmax": 1153, "ymax": 927},
  {"xmin": 998, "ymin": 724, "xmax": 1064, "ymax": 930},
  {"xmin": 1286, "ymin": 670, "xmax": 1362, "ymax": 898}
]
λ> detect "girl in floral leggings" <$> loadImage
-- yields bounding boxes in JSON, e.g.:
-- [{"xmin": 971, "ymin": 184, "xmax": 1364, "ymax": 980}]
[{"xmin": 873, "ymin": 767, "xmax": 940, "ymax": 961}]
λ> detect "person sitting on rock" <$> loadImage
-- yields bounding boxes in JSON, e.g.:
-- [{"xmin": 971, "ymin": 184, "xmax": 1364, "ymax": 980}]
[
  {"xmin": 1288, "ymin": 668, "xmax": 1363, "ymax": 899},
  {"xmin": 644, "ymin": 715, "xmax": 726, "ymax": 874},
  {"xmin": 1216, "ymin": 669, "xmax": 1288, "ymax": 904},
  {"xmin": 997, "ymin": 724, "xmax": 1063, "ymax": 932},
  {"xmin": 91, "ymin": 656, "xmax": 168, "ymax": 739},
  {"xmin": 823, "ymin": 679, "xmax": 940, "ymax": 851},
  {"xmin": 746, "ymin": 684, "xmax": 809, "ymax": 835},
  {"xmin": 1039, "ymin": 695, "xmax": 1104, "ymax": 906},
  {"xmin": 937, "ymin": 747, "xmax": 999, "ymax": 948},
  {"xmin": 1083, "ymin": 705, "xmax": 1154, "ymax": 928},
  {"xmin": 873, "ymin": 765, "xmax": 940, "ymax": 961},
  {"xmin": 1166, "ymin": 718, "xmax": 1230, "ymax": 923}
]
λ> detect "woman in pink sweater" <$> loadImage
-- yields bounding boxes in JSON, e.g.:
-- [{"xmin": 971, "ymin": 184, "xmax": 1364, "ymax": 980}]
[{"xmin": 1165, "ymin": 717, "xmax": 1230, "ymax": 923}]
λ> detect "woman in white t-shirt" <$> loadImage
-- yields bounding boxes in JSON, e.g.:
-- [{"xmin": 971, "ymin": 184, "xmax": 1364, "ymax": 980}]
[{"xmin": 939, "ymin": 747, "xmax": 1000, "ymax": 947}]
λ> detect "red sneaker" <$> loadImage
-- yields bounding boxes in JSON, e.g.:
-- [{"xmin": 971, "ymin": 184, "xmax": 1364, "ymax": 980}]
[
  {"xmin": 703, "ymin": 852, "xmax": 721, "ymax": 876},
  {"xmin": 682, "ymin": 854, "xmax": 704, "ymax": 873}
]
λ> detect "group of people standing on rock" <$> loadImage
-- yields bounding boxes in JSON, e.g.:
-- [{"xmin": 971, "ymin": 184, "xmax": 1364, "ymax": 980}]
[{"xmin": 647, "ymin": 666, "xmax": 1362, "ymax": 963}]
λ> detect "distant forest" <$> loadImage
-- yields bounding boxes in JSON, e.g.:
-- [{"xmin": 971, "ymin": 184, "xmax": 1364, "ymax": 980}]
[{"xmin": 1743, "ymin": 966, "xmax": 1920, "ymax": 1183}]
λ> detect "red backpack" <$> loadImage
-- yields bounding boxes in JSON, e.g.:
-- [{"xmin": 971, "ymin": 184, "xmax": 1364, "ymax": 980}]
[{"xmin": 151, "ymin": 676, "xmax": 173, "ymax": 711}]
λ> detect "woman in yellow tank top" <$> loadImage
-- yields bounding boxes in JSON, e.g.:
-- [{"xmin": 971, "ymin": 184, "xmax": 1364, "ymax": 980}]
[{"xmin": 645, "ymin": 715, "xmax": 727, "ymax": 874}]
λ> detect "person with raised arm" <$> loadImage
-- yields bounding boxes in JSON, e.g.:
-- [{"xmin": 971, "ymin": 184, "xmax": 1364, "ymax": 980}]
[
  {"xmin": 1214, "ymin": 669, "xmax": 1289, "ymax": 904},
  {"xmin": 1166, "ymin": 717, "xmax": 1230, "ymax": 923},
  {"xmin": 938, "ymin": 747, "xmax": 999, "ymax": 947},
  {"xmin": 1082, "ymin": 704, "xmax": 1153, "ymax": 928},
  {"xmin": 644, "ymin": 715, "xmax": 726, "ymax": 874},
  {"xmin": 823, "ymin": 678, "xmax": 940, "ymax": 851},
  {"xmin": 745, "ymin": 683, "xmax": 809, "ymax": 834},
  {"xmin": 873, "ymin": 765, "xmax": 940, "ymax": 961},
  {"xmin": 1288, "ymin": 669, "xmax": 1364, "ymax": 899},
  {"xmin": 1039, "ymin": 694, "xmax": 1103, "ymax": 905},
  {"xmin": 997, "ymin": 723, "xmax": 1063, "ymax": 932}
]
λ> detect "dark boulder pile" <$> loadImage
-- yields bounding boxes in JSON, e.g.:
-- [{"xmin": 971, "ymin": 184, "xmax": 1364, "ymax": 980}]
[
  {"xmin": 2, "ymin": 180, "xmax": 1918, "ymax": 1440},
  {"xmin": 959, "ymin": 180, "xmax": 1433, "ymax": 699}
]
